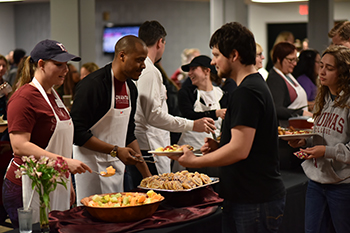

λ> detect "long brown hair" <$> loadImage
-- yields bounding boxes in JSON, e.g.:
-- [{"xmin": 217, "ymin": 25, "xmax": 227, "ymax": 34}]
[
  {"xmin": 313, "ymin": 45, "xmax": 350, "ymax": 118},
  {"xmin": 15, "ymin": 56, "xmax": 36, "ymax": 90}
]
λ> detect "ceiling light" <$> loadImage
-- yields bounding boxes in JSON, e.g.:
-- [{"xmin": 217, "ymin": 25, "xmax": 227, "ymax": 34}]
[
  {"xmin": 0, "ymin": 0, "xmax": 24, "ymax": 2},
  {"xmin": 252, "ymin": 0, "xmax": 308, "ymax": 3}
]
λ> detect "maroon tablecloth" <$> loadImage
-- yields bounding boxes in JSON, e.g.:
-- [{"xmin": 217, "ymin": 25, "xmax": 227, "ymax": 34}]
[{"xmin": 49, "ymin": 186, "xmax": 223, "ymax": 233}]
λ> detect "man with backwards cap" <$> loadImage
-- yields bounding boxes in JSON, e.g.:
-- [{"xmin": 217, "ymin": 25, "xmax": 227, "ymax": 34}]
[
  {"xmin": 3, "ymin": 39, "xmax": 91, "ymax": 227},
  {"xmin": 71, "ymin": 35, "xmax": 151, "ymax": 204}
]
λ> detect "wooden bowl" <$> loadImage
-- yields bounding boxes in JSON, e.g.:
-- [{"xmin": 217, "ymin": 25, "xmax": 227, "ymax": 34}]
[{"xmin": 80, "ymin": 192, "xmax": 164, "ymax": 223}]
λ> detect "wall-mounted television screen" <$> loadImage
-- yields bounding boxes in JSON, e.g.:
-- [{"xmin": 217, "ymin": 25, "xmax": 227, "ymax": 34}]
[{"xmin": 103, "ymin": 24, "xmax": 140, "ymax": 54}]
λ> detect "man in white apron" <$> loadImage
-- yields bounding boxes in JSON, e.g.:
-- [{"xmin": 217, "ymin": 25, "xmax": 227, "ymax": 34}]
[
  {"xmin": 131, "ymin": 21, "xmax": 216, "ymax": 188},
  {"xmin": 71, "ymin": 36, "xmax": 151, "ymax": 204}
]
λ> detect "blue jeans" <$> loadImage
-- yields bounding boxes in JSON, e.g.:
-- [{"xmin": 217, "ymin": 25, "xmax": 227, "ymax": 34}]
[
  {"xmin": 222, "ymin": 196, "xmax": 285, "ymax": 233},
  {"xmin": 305, "ymin": 180, "xmax": 350, "ymax": 233}
]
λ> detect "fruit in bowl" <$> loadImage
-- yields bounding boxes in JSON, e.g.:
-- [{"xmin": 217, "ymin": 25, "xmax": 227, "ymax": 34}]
[{"xmin": 80, "ymin": 190, "xmax": 164, "ymax": 222}]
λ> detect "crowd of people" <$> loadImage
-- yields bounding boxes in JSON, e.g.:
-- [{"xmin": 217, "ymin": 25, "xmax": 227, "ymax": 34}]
[{"xmin": 1, "ymin": 19, "xmax": 350, "ymax": 233}]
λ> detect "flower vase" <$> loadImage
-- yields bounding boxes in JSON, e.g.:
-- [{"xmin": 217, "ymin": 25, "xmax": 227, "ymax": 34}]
[{"xmin": 39, "ymin": 202, "xmax": 50, "ymax": 233}]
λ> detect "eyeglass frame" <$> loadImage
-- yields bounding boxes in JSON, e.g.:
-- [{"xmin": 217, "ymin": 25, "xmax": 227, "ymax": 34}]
[{"xmin": 284, "ymin": 57, "xmax": 299, "ymax": 63}]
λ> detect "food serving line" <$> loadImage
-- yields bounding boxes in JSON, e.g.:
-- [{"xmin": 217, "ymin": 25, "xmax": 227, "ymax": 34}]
[{"xmin": 6, "ymin": 139, "xmax": 310, "ymax": 233}]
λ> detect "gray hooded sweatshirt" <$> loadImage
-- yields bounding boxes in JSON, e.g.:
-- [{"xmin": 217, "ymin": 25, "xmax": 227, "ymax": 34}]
[{"xmin": 303, "ymin": 93, "xmax": 350, "ymax": 184}]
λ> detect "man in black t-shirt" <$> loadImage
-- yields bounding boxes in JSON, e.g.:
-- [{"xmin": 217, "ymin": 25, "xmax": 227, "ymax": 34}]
[{"xmin": 170, "ymin": 22, "xmax": 286, "ymax": 233}]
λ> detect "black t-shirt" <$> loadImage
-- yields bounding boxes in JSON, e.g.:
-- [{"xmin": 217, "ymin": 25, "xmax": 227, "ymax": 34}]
[{"xmin": 219, "ymin": 73, "xmax": 286, "ymax": 203}]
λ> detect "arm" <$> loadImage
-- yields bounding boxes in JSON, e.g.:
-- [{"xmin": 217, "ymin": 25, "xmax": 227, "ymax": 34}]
[
  {"xmin": 10, "ymin": 132, "xmax": 91, "ymax": 174},
  {"xmin": 82, "ymin": 136, "xmax": 142, "ymax": 165},
  {"xmin": 174, "ymin": 126, "xmax": 255, "ymax": 168},
  {"xmin": 137, "ymin": 67, "xmax": 194, "ymax": 132},
  {"xmin": 127, "ymin": 139, "xmax": 152, "ymax": 178}
]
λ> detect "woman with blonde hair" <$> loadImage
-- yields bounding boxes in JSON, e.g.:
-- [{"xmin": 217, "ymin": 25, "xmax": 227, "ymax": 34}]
[
  {"xmin": 80, "ymin": 62, "xmax": 99, "ymax": 80},
  {"xmin": 255, "ymin": 43, "xmax": 268, "ymax": 80}
]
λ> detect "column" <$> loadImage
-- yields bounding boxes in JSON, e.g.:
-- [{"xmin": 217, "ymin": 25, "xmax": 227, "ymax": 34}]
[
  {"xmin": 308, "ymin": 0, "xmax": 333, "ymax": 53},
  {"xmin": 50, "ymin": 0, "xmax": 96, "ymax": 66}
]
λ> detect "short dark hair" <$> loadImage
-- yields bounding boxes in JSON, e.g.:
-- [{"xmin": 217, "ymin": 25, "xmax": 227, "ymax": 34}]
[
  {"xmin": 209, "ymin": 22, "xmax": 256, "ymax": 65},
  {"xmin": 272, "ymin": 42, "xmax": 296, "ymax": 64},
  {"xmin": 138, "ymin": 20, "xmax": 167, "ymax": 47}
]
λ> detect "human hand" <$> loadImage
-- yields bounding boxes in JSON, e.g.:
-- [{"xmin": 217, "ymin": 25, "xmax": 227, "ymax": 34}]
[
  {"xmin": 301, "ymin": 146, "xmax": 326, "ymax": 159},
  {"xmin": 288, "ymin": 139, "xmax": 306, "ymax": 148},
  {"xmin": 201, "ymin": 137, "xmax": 219, "ymax": 155},
  {"xmin": 66, "ymin": 158, "xmax": 92, "ymax": 174},
  {"xmin": 193, "ymin": 117, "xmax": 216, "ymax": 133},
  {"xmin": 168, "ymin": 147, "xmax": 199, "ymax": 168},
  {"xmin": 216, "ymin": 109, "xmax": 227, "ymax": 119},
  {"xmin": 117, "ymin": 147, "xmax": 144, "ymax": 165},
  {"xmin": 303, "ymin": 110, "xmax": 313, "ymax": 117}
]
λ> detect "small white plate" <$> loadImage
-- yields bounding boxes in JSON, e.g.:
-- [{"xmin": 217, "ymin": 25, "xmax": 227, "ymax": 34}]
[
  {"xmin": 148, "ymin": 151, "xmax": 184, "ymax": 156},
  {"xmin": 279, "ymin": 133, "xmax": 317, "ymax": 141}
]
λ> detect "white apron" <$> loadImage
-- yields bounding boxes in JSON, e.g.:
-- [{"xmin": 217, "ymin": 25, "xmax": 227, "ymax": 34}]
[
  {"xmin": 22, "ymin": 77, "xmax": 73, "ymax": 223},
  {"xmin": 274, "ymin": 67, "xmax": 308, "ymax": 111},
  {"xmin": 177, "ymin": 87, "xmax": 222, "ymax": 149},
  {"xmin": 74, "ymin": 70, "xmax": 130, "ymax": 205},
  {"xmin": 174, "ymin": 87, "xmax": 222, "ymax": 172}
]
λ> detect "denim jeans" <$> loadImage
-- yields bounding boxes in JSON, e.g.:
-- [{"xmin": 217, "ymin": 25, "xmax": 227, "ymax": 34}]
[
  {"xmin": 222, "ymin": 196, "xmax": 286, "ymax": 233},
  {"xmin": 305, "ymin": 180, "xmax": 350, "ymax": 233}
]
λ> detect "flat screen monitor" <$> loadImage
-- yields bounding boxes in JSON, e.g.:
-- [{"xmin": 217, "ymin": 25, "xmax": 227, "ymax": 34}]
[{"xmin": 102, "ymin": 24, "xmax": 140, "ymax": 54}]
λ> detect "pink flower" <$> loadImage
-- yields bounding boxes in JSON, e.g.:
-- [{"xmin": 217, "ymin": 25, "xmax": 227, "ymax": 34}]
[{"xmin": 14, "ymin": 169, "xmax": 22, "ymax": 179}]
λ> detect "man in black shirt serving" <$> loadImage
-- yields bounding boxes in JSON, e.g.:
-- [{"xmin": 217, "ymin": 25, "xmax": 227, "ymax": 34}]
[{"xmin": 170, "ymin": 22, "xmax": 286, "ymax": 233}]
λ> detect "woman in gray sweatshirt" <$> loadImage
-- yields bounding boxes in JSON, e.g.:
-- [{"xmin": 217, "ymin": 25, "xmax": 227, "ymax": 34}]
[{"xmin": 288, "ymin": 45, "xmax": 350, "ymax": 233}]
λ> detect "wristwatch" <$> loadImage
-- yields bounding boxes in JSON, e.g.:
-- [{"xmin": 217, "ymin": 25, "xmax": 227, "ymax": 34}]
[{"xmin": 109, "ymin": 146, "xmax": 119, "ymax": 158}]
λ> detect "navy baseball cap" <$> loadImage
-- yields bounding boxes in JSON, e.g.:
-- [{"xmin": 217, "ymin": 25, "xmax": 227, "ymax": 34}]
[
  {"xmin": 30, "ymin": 39, "xmax": 81, "ymax": 63},
  {"xmin": 181, "ymin": 55, "xmax": 217, "ymax": 74}
]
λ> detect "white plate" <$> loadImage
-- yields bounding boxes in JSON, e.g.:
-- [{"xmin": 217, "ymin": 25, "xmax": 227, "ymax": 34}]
[
  {"xmin": 279, "ymin": 133, "xmax": 317, "ymax": 141},
  {"xmin": 138, "ymin": 177, "xmax": 220, "ymax": 192},
  {"xmin": 0, "ymin": 120, "xmax": 7, "ymax": 126},
  {"xmin": 148, "ymin": 151, "xmax": 184, "ymax": 156}
]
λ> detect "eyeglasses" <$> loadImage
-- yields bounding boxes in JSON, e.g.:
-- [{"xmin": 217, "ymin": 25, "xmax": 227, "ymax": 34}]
[
  {"xmin": 256, "ymin": 53, "xmax": 263, "ymax": 58},
  {"xmin": 285, "ymin": 57, "xmax": 299, "ymax": 63}
]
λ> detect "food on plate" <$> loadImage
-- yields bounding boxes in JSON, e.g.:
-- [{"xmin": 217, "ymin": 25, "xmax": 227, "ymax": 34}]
[
  {"xmin": 154, "ymin": 144, "xmax": 194, "ymax": 152},
  {"xmin": 100, "ymin": 166, "xmax": 116, "ymax": 176},
  {"xmin": 278, "ymin": 126, "xmax": 311, "ymax": 135},
  {"xmin": 139, "ymin": 170, "xmax": 212, "ymax": 190},
  {"xmin": 294, "ymin": 151, "xmax": 308, "ymax": 159},
  {"xmin": 87, "ymin": 190, "xmax": 163, "ymax": 207}
]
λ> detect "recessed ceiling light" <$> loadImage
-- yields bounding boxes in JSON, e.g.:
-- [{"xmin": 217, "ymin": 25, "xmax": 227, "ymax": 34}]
[
  {"xmin": 0, "ymin": 0, "xmax": 24, "ymax": 2},
  {"xmin": 252, "ymin": 0, "xmax": 308, "ymax": 3}
]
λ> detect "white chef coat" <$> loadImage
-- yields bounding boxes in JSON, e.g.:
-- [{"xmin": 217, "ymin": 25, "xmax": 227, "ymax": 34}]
[{"xmin": 134, "ymin": 57, "xmax": 193, "ymax": 174}]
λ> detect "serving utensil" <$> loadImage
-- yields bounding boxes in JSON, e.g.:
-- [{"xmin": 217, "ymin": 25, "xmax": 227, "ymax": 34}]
[{"xmin": 92, "ymin": 170, "xmax": 115, "ymax": 177}]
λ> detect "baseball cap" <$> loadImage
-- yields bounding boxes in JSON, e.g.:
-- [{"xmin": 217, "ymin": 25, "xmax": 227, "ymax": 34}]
[
  {"xmin": 30, "ymin": 39, "xmax": 81, "ymax": 63},
  {"xmin": 181, "ymin": 55, "xmax": 217, "ymax": 74}
]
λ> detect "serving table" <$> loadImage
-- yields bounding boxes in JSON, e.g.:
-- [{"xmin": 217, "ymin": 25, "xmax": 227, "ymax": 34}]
[{"xmin": 8, "ymin": 186, "xmax": 222, "ymax": 233}]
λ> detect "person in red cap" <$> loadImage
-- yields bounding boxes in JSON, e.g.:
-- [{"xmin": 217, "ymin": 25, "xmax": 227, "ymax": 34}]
[{"xmin": 2, "ymin": 39, "xmax": 92, "ymax": 227}]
